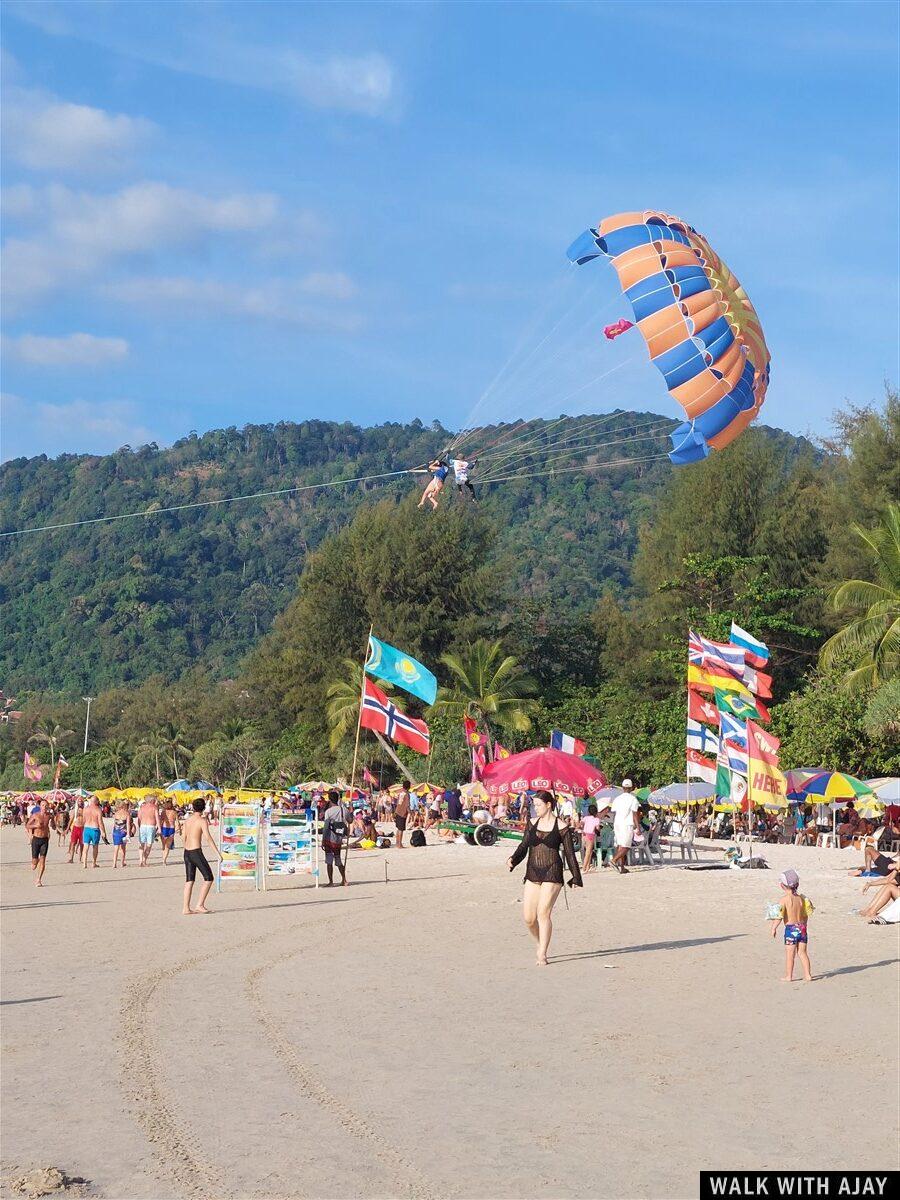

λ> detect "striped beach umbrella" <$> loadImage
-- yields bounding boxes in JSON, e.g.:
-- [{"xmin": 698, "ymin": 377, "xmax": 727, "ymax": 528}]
[{"xmin": 790, "ymin": 771, "xmax": 875, "ymax": 802}]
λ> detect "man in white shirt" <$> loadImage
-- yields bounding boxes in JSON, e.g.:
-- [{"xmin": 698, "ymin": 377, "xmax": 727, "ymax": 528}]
[{"xmin": 611, "ymin": 779, "xmax": 641, "ymax": 875}]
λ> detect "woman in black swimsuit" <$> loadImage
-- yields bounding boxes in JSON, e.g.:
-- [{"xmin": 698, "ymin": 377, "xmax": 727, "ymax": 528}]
[{"xmin": 507, "ymin": 791, "xmax": 582, "ymax": 966}]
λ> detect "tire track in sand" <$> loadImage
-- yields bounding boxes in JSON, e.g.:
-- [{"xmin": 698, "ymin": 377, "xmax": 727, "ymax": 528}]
[
  {"xmin": 118, "ymin": 932, "xmax": 275, "ymax": 1200},
  {"xmin": 245, "ymin": 941, "xmax": 442, "ymax": 1200}
]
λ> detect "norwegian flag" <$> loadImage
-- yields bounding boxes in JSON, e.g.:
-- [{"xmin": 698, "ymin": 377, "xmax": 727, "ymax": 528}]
[{"xmin": 360, "ymin": 679, "xmax": 430, "ymax": 755}]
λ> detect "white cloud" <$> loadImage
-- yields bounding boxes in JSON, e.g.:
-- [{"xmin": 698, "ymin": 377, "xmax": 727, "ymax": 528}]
[
  {"xmin": 6, "ymin": 3, "xmax": 398, "ymax": 117},
  {"xmin": 105, "ymin": 273, "xmax": 362, "ymax": 332},
  {"xmin": 2, "ymin": 332, "xmax": 129, "ymax": 367},
  {"xmin": 2, "ymin": 181, "xmax": 280, "ymax": 312},
  {"xmin": 2, "ymin": 85, "xmax": 156, "ymax": 172},
  {"xmin": 1, "ymin": 393, "xmax": 157, "ymax": 461},
  {"xmin": 281, "ymin": 51, "xmax": 395, "ymax": 116}
]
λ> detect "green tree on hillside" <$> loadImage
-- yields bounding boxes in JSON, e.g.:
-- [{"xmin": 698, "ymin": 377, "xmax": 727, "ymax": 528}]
[
  {"xmin": 436, "ymin": 639, "xmax": 537, "ymax": 745},
  {"xmin": 243, "ymin": 495, "xmax": 498, "ymax": 731},
  {"xmin": 100, "ymin": 739, "xmax": 131, "ymax": 788},
  {"xmin": 819, "ymin": 504, "xmax": 900, "ymax": 689},
  {"xmin": 27, "ymin": 720, "xmax": 75, "ymax": 770}
]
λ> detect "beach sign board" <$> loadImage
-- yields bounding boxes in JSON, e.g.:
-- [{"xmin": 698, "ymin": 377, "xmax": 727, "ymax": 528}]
[
  {"xmin": 264, "ymin": 813, "xmax": 318, "ymax": 888},
  {"xmin": 217, "ymin": 803, "xmax": 261, "ymax": 890}
]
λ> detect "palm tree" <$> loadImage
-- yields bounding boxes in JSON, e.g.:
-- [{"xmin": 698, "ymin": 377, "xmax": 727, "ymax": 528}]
[
  {"xmin": 159, "ymin": 722, "xmax": 192, "ymax": 779},
  {"xmin": 101, "ymin": 739, "xmax": 131, "ymax": 788},
  {"xmin": 437, "ymin": 638, "xmax": 538, "ymax": 743},
  {"xmin": 326, "ymin": 660, "xmax": 414, "ymax": 782},
  {"xmin": 219, "ymin": 717, "xmax": 248, "ymax": 741},
  {"xmin": 27, "ymin": 720, "xmax": 75, "ymax": 770},
  {"xmin": 820, "ymin": 504, "xmax": 900, "ymax": 689},
  {"xmin": 136, "ymin": 731, "xmax": 167, "ymax": 783}
]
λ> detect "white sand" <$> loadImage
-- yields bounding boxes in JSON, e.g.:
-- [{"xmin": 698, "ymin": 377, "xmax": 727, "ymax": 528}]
[{"xmin": 1, "ymin": 827, "xmax": 897, "ymax": 1200}]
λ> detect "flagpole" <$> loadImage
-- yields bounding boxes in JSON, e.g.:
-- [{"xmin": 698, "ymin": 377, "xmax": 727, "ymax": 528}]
[
  {"xmin": 747, "ymin": 748, "xmax": 754, "ymax": 870},
  {"xmin": 350, "ymin": 624, "xmax": 374, "ymax": 792}
]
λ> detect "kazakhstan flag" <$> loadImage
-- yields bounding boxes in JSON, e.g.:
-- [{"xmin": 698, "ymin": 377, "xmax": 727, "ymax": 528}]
[{"xmin": 366, "ymin": 636, "xmax": 437, "ymax": 705}]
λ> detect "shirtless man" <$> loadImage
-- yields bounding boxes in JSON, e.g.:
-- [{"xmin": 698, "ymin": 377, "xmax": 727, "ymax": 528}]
[
  {"xmin": 159, "ymin": 798, "xmax": 182, "ymax": 865},
  {"xmin": 66, "ymin": 800, "xmax": 85, "ymax": 863},
  {"xmin": 82, "ymin": 796, "xmax": 107, "ymax": 868},
  {"xmin": 137, "ymin": 795, "xmax": 161, "ymax": 867},
  {"xmin": 182, "ymin": 798, "xmax": 220, "ymax": 915},
  {"xmin": 26, "ymin": 801, "xmax": 52, "ymax": 886}
]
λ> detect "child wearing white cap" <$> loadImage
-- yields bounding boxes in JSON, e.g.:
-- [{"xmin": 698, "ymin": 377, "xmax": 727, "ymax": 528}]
[{"xmin": 769, "ymin": 869, "xmax": 815, "ymax": 982}]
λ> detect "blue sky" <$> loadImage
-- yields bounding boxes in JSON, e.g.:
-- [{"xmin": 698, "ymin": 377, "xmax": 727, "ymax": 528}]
[{"xmin": 1, "ymin": 0, "xmax": 897, "ymax": 461}]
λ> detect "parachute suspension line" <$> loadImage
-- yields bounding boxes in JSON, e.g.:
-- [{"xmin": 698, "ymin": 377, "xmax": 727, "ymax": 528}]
[
  {"xmin": 482, "ymin": 451, "xmax": 671, "ymax": 487},
  {"xmin": 478, "ymin": 418, "xmax": 677, "ymax": 479},
  {"xmin": 450, "ymin": 272, "xmax": 613, "ymax": 450},
  {"xmin": 476, "ymin": 289, "xmax": 623, "ymax": 425},
  {"xmin": 474, "ymin": 358, "xmax": 639, "ymax": 464},
  {"xmin": 458, "ymin": 265, "xmax": 579, "ymax": 423},
  {"xmin": 0, "ymin": 467, "xmax": 418, "ymax": 538},
  {"xmin": 479, "ymin": 426, "xmax": 677, "ymax": 483},
  {"xmin": 460, "ymin": 267, "xmax": 598, "ymax": 425}
]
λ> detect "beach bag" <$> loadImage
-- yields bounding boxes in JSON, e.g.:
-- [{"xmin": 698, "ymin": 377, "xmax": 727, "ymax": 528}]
[{"xmin": 410, "ymin": 829, "xmax": 427, "ymax": 847}]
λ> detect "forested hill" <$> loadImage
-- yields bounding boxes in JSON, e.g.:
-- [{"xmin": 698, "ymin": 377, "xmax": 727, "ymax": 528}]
[{"xmin": 0, "ymin": 412, "xmax": 809, "ymax": 693}]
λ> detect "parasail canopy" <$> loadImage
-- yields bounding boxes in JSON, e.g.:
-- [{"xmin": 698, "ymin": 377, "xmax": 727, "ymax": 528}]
[{"xmin": 567, "ymin": 210, "xmax": 770, "ymax": 466}]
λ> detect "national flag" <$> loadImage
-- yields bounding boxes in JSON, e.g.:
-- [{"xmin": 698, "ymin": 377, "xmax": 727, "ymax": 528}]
[
  {"xmin": 746, "ymin": 718, "xmax": 788, "ymax": 804},
  {"xmin": 686, "ymin": 719, "xmax": 719, "ymax": 757},
  {"xmin": 688, "ymin": 664, "xmax": 752, "ymax": 699},
  {"xmin": 494, "ymin": 743, "xmax": 511, "ymax": 760},
  {"xmin": 714, "ymin": 688, "xmax": 770, "ymax": 724},
  {"xmin": 742, "ymin": 666, "xmax": 774, "ymax": 699},
  {"xmin": 23, "ymin": 751, "xmax": 43, "ymax": 782},
  {"xmin": 716, "ymin": 761, "xmax": 731, "ymax": 800},
  {"xmin": 366, "ymin": 635, "xmax": 437, "ymax": 706},
  {"xmin": 724, "ymin": 741, "xmax": 748, "ymax": 776},
  {"xmin": 550, "ymin": 730, "xmax": 587, "ymax": 757},
  {"xmin": 362, "ymin": 767, "xmax": 377, "ymax": 787},
  {"xmin": 731, "ymin": 773, "xmax": 749, "ymax": 809},
  {"xmin": 472, "ymin": 743, "xmax": 487, "ymax": 781},
  {"xmin": 746, "ymin": 718, "xmax": 781, "ymax": 766},
  {"xmin": 688, "ymin": 688, "xmax": 720, "ymax": 727},
  {"xmin": 686, "ymin": 748, "xmax": 717, "ymax": 784},
  {"xmin": 360, "ymin": 679, "xmax": 430, "ymax": 755},
  {"xmin": 719, "ymin": 712, "xmax": 747, "ymax": 750},
  {"xmin": 463, "ymin": 716, "xmax": 488, "ymax": 748},
  {"xmin": 688, "ymin": 630, "xmax": 746, "ymax": 678},
  {"xmin": 730, "ymin": 622, "xmax": 770, "ymax": 669}
]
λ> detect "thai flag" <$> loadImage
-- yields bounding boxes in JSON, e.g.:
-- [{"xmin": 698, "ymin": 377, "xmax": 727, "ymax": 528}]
[
  {"xmin": 550, "ymin": 730, "xmax": 586, "ymax": 756},
  {"xmin": 730, "ymin": 622, "xmax": 769, "ymax": 669},
  {"xmin": 360, "ymin": 679, "xmax": 430, "ymax": 755},
  {"xmin": 686, "ymin": 719, "xmax": 719, "ymax": 757}
]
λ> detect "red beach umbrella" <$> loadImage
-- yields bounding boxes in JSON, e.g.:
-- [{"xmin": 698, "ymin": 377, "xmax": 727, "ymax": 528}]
[{"xmin": 481, "ymin": 746, "xmax": 606, "ymax": 798}]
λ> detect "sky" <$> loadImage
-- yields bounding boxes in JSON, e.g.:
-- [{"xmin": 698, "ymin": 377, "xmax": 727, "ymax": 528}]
[{"xmin": 1, "ymin": 0, "xmax": 898, "ymax": 461}]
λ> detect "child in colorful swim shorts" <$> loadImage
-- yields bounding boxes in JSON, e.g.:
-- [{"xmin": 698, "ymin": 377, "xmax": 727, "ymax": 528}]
[{"xmin": 768, "ymin": 868, "xmax": 814, "ymax": 982}]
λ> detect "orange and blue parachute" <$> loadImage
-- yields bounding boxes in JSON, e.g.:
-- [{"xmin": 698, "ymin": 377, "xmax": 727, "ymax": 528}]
[{"xmin": 567, "ymin": 211, "xmax": 770, "ymax": 465}]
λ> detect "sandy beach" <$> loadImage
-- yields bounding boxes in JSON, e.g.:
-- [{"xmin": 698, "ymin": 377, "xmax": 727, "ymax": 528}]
[{"xmin": 1, "ymin": 826, "xmax": 897, "ymax": 1200}]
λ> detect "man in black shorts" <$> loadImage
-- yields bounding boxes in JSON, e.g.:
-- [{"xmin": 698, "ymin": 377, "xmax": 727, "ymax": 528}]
[
  {"xmin": 321, "ymin": 789, "xmax": 349, "ymax": 886},
  {"xmin": 181, "ymin": 798, "xmax": 220, "ymax": 915},
  {"xmin": 394, "ymin": 787, "xmax": 410, "ymax": 849},
  {"xmin": 26, "ymin": 801, "xmax": 52, "ymax": 887}
]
